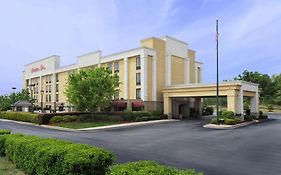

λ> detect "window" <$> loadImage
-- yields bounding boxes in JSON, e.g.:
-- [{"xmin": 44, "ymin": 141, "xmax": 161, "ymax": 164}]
[
  {"xmin": 136, "ymin": 73, "xmax": 141, "ymax": 85},
  {"xmin": 114, "ymin": 62, "xmax": 119, "ymax": 73},
  {"xmin": 136, "ymin": 56, "xmax": 141, "ymax": 70},
  {"xmin": 56, "ymin": 94, "xmax": 59, "ymax": 102},
  {"xmin": 49, "ymin": 75, "xmax": 52, "ymax": 83},
  {"xmin": 46, "ymin": 85, "xmax": 48, "ymax": 93},
  {"xmin": 136, "ymin": 88, "xmax": 141, "ymax": 99},
  {"xmin": 49, "ymin": 94, "xmax": 51, "ymax": 102},
  {"xmin": 56, "ymin": 84, "xmax": 59, "ymax": 92},
  {"xmin": 114, "ymin": 91, "xmax": 119, "ymax": 100},
  {"xmin": 56, "ymin": 74, "xmax": 59, "ymax": 82},
  {"xmin": 46, "ymin": 95, "xmax": 48, "ymax": 102},
  {"xmin": 108, "ymin": 63, "xmax": 112, "ymax": 72},
  {"xmin": 49, "ymin": 85, "xmax": 52, "ymax": 93}
]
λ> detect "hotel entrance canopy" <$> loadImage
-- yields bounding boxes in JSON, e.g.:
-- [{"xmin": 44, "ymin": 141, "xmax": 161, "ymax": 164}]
[{"xmin": 162, "ymin": 81, "xmax": 259, "ymax": 120}]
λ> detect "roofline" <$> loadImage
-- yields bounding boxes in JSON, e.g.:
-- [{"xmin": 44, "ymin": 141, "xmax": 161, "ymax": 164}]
[
  {"xmin": 25, "ymin": 55, "xmax": 59, "ymax": 67},
  {"xmin": 77, "ymin": 50, "xmax": 101, "ymax": 59},
  {"xmin": 161, "ymin": 35, "xmax": 188, "ymax": 45}
]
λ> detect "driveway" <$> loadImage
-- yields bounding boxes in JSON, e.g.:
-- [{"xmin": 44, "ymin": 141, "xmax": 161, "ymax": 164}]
[{"xmin": 0, "ymin": 114, "xmax": 281, "ymax": 175}]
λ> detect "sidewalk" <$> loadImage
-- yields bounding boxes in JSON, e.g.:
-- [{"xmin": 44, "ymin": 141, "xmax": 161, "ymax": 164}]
[
  {"xmin": 0, "ymin": 119, "xmax": 179, "ymax": 132},
  {"xmin": 203, "ymin": 119, "xmax": 268, "ymax": 129}
]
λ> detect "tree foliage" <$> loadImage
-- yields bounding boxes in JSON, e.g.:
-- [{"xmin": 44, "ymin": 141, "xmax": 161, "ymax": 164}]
[
  {"xmin": 65, "ymin": 67, "xmax": 119, "ymax": 113},
  {"xmin": 0, "ymin": 89, "xmax": 30, "ymax": 111}
]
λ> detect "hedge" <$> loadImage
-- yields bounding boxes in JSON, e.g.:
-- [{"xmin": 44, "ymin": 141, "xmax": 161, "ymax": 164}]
[
  {"xmin": 244, "ymin": 115, "xmax": 254, "ymax": 121},
  {"xmin": 0, "ymin": 129, "xmax": 11, "ymax": 135},
  {"xmin": 49, "ymin": 115, "xmax": 79, "ymax": 123},
  {"xmin": 0, "ymin": 134, "xmax": 114, "ymax": 175},
  {"xmin": 109, "ymin": 161, "xmax": 203, "ymax": 175},
  {"xmin": 0, "ymin": 112, "xmax": 41, "ymax": 124},
  {"xmin": 224, "ymin": 118, "xmax": 241, "ymax": 125},
  {"xmin": 221, "ymin": 111, "xmax": 235, "ymax": 119},
  {"xmin": 121, "ymin": 111, "xmax": 152, "ymax": 121}
]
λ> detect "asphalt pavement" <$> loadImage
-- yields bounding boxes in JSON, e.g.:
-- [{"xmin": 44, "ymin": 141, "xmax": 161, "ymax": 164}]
[{"xmin": 0, "ymin": 114, "xmax": 281, "ymax": 175}]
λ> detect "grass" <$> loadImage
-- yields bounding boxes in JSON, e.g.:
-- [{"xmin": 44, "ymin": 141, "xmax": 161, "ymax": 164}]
[
  {"xmin": 0, "ymin": 156, "xmax": 25, "ymax": 175},
  {"xmin": 53, "ymin": 121, "xmax": 121, "ymax": 129},
  {"xmin": 260, "ymin": 105, "xmax": 281, "ymax": 113}
]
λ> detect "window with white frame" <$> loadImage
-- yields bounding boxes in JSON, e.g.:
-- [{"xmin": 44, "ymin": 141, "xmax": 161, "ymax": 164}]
[
  {"xmin": 114, "ymin": 61, "xmax": 119, "ymax": 73},
  {"xmin": 136, "ymin": 55, "xmax": 141, "ymax": 70},
  {"xmin": 136, "ymin": 88, "xmax": 141, "ymax": 99},
  {"xmin": 108, "ymin": 62, "xmax": 112, "ymax": 72},
  {"xmin": 136, "ymin": 73, "xmax": 141, "ymax": 85}
]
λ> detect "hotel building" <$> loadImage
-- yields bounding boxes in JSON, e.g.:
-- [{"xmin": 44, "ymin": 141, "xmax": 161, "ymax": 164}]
[{"xmin": 23, "ymin": 36, "xmax": 259, "ymax": 119}]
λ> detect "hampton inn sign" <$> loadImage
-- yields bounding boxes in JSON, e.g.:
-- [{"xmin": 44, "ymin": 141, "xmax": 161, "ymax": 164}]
[{"xmin": 31, "ymin": 65, "xmax": 46, "ymax": 73}]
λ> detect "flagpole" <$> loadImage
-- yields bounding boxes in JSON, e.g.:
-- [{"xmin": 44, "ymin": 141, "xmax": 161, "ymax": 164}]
[{"xmin": 216, "ymin": 19, "xmax": 219, "ymax": 124}]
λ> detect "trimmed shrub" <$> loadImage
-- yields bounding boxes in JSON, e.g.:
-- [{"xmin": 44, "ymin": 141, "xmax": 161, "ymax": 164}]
[
  {"xmin": 224, "ymin": 118, "xmax": 241, "ymax": 125},
  {"xmin": 135, "ymin": 116, "xmax": 161, "ymax": 122},
  {"xmin": 150, "ymin": 110, "xmax": 163, "ymax": 117},
  {"xmin": 49, "ymin": 115, "xmax": 78, "ymax": 123},
  {"xmin": 109, "ymin": 160, "xmax": 203, "ymax": 175},
  {"xmin": 160, "ymin": 114, "xmax": 168, "ymax": 119},
  {"xmin": 0, "ymin": 129, "xmax": 11, "ymax": 135},
  {"xmin": 259, "ymin": 114, "xmax": 268, "ymax": 120},
  {"xmin": 244, "ymin": 115, "xmax": 253, "ymax": 121},
  {"xmin": 221, "ymin": 111, "xmax": 235, "ymax": 119},
  {"xmin": 0, "ymin": 112, "xmax": 40, "ymax": 124},
  {"xmin": 121, "ymin": 111, "xmax": 151, "ymax": 121},
  {"xmin": 2, "ymin": 134, "xmax": 114, "ymax": 175},
  {"xmin": 245, "ymin": 109, "xmax": 251, "ymax": 116},
  {"xmin": 210, "ymin": 118, "xmax": 218, "ymax": 124}
]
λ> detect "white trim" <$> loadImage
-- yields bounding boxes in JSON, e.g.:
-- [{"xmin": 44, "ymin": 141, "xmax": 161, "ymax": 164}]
[
  {"xmin": 140, "ymin": 53, "xmax": 148, "ymax": 101},
  {"xmin": 124, "ymin": 57, "xmax": 128, "ymax": 99},
  {"xmin": 165, "ymin": 54, "xmax": 171, "ymax": 86},
  {"xmin": 152, "ymin": 54, "xmax": 157, "ymax": 101},
  {"xmin": 52, "ymin": 74, "xmax": 56, "ymax": 103}
]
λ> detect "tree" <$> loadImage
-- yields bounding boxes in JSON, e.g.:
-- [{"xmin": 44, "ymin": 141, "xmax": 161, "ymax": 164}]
[
  {"xmin": 272, "ymin": 74, "xmax": 281, "ymax": 105},
  {"xmin": 0, "ymin": 89, "xmax": 30, "ymax": 111},
  {"xmin": 65, "ymin": 67, "xmax": 119, "ymax": 118}
]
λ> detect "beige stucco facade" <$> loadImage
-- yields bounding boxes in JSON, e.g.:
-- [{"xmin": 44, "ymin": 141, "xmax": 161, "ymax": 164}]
[{"xmin": 22, "ymin": 36, "xmax": 203, "ymax": 112}]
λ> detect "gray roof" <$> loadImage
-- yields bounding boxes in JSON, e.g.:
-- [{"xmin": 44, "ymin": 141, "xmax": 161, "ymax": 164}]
[{"xmin": 12, "ymin": 100, "xmax": 32, "ymax": 107}]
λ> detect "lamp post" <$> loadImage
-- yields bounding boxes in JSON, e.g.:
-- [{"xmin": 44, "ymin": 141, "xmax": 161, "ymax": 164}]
[
  {"xmin": 11, "ymin": 87, "xmax": 16, "ymax": 103},
  {"xmin": 40, "ymin": 90, "xmax": 44, "ymax": 112}
]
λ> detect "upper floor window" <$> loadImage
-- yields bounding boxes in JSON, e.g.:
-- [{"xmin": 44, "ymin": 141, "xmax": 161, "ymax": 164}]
[
  {"xmin": 136, "ymin": 73, "xmax": 141, "ymax": 85},
  {"xmin": 114, "ymin": 62, "xmax": 119, "ymax": 73},
  {"xmin": 107, "ymin": 63, "xmax": 112, "ymax": 72},
  {"xmin": 136, "ymin": 88, "xmax": 141, "ymax": 99},
  {"xmin": 56, "ymin": 84, "xmax": 59, "ymax": 92},
  {"xmin": 136, "ymin": 56, "xmax": 141, "ymax": 70},
  {"xmin": 56, "ymin": 94, "xmax": 59, "ymax": 102},
  {"xmin": 56, "ymin": 74, "xmax": 59, "ymax": 82}
]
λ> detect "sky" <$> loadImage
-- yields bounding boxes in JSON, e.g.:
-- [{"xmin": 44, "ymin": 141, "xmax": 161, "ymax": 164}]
[{"xmin": 0, "ymin": 0, "xmax": 281, "ymax": 95}]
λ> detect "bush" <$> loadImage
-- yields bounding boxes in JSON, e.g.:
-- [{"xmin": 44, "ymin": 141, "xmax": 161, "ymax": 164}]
[
  {"xmin": 259, "ymin": 114, "xmax": 268, "ymax": 120},
  {"xmin": 0, "ymin": 112, "xmax": 40, "ymax": 124},
  {"xmin": 224, "ymin": 118, "xmax": 241, "ymax": 125},
  {"xmin": 49, "ymin": 115, "xmax": 78, "ymax": 123},
  {"xmin": 244, "ymin": 115, "xmax": 253, "ymax": 121},
  {"xmin": 0, "ymin": 129, "xmax": 11, "ymax": 135},
  {"xmin": 135, "ymin": 116, "xmax": 161, "ymax": 122},
  {"xmin": 245, "ymin": 109, "xmax": 251, "ymax": 116},
  {"xmin": 39, "ymin": 112, "xmax": 90, "ymax": 124},
  {"xmin": 150, "ymin": 110, "xmax": 163, "ymax": 117},
  {"xmin": 221, "ymin": 111, "xmax": 235, "ymax": 119},
  {"xmin": 121, "ymin": 111, "xmax": 151, "ymax": 121},
  {"xmin": 210, "ymin": 117, "xmax": 218, "ymax": 124},
  {"xmin": 109, "ymin": 160, "xmax": 203, "ymax": 175},
  {"xmin": 1, "ymin": 134, "xmax": 114, "ymax": 175}
]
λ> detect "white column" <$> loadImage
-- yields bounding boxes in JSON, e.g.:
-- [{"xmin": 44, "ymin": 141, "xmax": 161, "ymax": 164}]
[
  {"xmin": 124, "ymin": 57, "xmax": 128, "ymax": 99},
  {"xmin": 185, "ymin": 58, "xmax": 190, "ymax": 84},
  {"xmin": 39, "ymin": 76, "xmax": 42, "ymax": 101},
  {"xmin": 152, "ymin": 55, "xmax": 157, "ymax": 101},
  {"xmin": 140, "ymin": 53, "xmax": 147, "ymax": 101},
  {"xmin": 165, "ymin": 54, "xmax": 171, "ymax": 86},
  {"xmin": 52, "ymin": 74, "xmax": 56, "ymax": 109},
  {"xmin": 237, "ymin": 89, "xmax": 244, "ymax": 119},
  {"xmin": 250, "ymin": 92, "xmax": 259, "ymax": 114}
]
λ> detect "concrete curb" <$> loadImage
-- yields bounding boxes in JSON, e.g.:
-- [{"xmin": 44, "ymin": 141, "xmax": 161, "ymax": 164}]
[
  {"xmin": 0, "ymin": 119, "xmax": 179, "ymax": 132},
  {"xmin": 203, "ymin": 120, "xmax": 263, "ymax": 130},
  {"xmin": 77, "ymin": 119, "xmax": 179, "ymax": 131}
]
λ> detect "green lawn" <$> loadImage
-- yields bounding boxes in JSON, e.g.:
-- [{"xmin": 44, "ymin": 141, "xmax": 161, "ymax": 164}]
[
  {"xmin": 0, "ymin": 157, "xmax": 25, "ymax": 175},
  {"xmin": 53, "ymin": 121, "xmax": 121, "ymax": 129}
]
